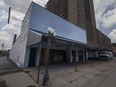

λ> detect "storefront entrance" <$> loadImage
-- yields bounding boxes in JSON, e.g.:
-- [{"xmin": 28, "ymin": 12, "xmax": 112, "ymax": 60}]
[
  {"xmin": 40, "ymin": 49, "xmax": 66, "ymax": 65},
  {"xmin": 28, "ymin": 48, "xmax": 36, "ymax": 67},
  {"xmin": 50, "ymin": 50, "xmax": 66, "ymax": 64},
  {"xmin": 78, "ymin": 51, "xmax": 84, "ymax": 62}
]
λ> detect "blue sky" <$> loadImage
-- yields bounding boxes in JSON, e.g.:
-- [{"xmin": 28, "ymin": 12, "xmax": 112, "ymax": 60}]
[{"xmin": 0, "ymin": 0, "xmax": 116, "ymax": 49}]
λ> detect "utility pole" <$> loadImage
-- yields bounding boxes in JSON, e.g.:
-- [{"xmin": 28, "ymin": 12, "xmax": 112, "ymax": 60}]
[{"xmin": 1, "ymin": 42, "xmax": 4, "ymax": 56}]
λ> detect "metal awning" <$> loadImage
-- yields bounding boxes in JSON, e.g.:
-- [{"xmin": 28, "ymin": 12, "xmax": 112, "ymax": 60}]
[{"xmin": 28, "ymin": 29, "xmax": 111, "ymax": 51}]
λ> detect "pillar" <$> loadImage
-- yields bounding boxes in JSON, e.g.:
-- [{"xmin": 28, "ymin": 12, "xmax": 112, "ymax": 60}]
[
  {"xmin": 83, "ymin": 51, "xmax": 86, "ymax": 62},
  {"xmin": 35, "ymin": 43, "xmax": 42, "ymax": 67},
  {"xmin": 66, "ymin": 46, "xmax": 72, "ymax": 63},
  {"xmin": 86, "ymin": 51, "xmax": 89, "ymax": 61},
  {"xmin": 23, "ymin": 47, "xmax": 30, "ymax": 68},
  {"xmin": 75, "ymin": 49, "xmax": 79, "ymax": 62}
]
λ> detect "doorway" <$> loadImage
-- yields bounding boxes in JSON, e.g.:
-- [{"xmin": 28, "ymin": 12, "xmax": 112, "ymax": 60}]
[
  {"xmin": 78, "ymin": 51, "xmax": 84, "ymax": 62},
  {"xmin": 28, "ymin": 48, "xmax": 36, "ymax": 67},
  {"xmin": 72, "ymin": 50, "xmax": 76, "ymax": 62},
  {"xmin": 50, "ymin": 50, "xmax": 66, "ymax": 64}
]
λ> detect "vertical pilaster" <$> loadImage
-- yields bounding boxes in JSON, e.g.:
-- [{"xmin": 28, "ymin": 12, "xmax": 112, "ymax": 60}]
[
  {"xmin": 35, "ymin": 43, "xmax": 42, "ymax": 67},
  {"xmin": 66, "ymin": 46, "xmax": 72, "ymax": 63},
  {"xmin": 86, "ymin": 51, "xmax": 89, "ymax": 61},
  {"xmin": 83, "ymin": 51, "xmax": 86, "ymax": 61},
  {"xmin": 75, "ymin": 49, "xmax": 79, "ymax": 62},
  {"xmin": 23, "ymin": 47, "xmax": 30, "ymax": 68}
]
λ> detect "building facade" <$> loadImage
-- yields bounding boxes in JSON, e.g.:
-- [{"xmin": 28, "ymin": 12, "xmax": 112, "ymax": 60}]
[
  {"xmin": 10, "ymin": 1, "xmax": 112, "ymax": 68},
  {"xmin": 47, "ymin": 0, "xmax": 96, "ymax": 29},
  {"xmin": 46, "ymin": 0, "xmax": 112, "ymax": 50},
  {"xmin": 10, "ymin": 2, "xmax": 90, "ymax": 68}
]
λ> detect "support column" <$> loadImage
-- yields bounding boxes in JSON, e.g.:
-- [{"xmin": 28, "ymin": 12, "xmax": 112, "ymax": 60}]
[
  {"xmin": 66, "ymin": 46, "xmax": 72, "ymax": 63},
  {"xmin": 70, "ymin": 49, "xmax": 72, "ymax": 63},
  {"xmin": 74, "ymin": 48, "xmax": 79, "ymax": 71},
  {"xmin": 76, "ymin": 49, "xmax": 79, "ymax": 62},
  {"xmin": 83, "ymin": 51, "xmax": 86, "ymax": 62},
  {"xmin": 35, "ymin": 44, "xmax": 42, "ymax": 67},
  {"xmin": 23, "ymin": 47, "xmax": 30, "ymax": 68},
  {"xmin": 86, "ymin": 51, "xmax": 89, "ymax": 61},
  {"xmin": 96, "ymin": 51, "xmax": 99, "ymax": 57}
]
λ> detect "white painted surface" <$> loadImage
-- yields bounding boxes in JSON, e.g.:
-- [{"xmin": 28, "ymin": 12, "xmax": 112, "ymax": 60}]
[
  {"xmin": 76, "ymin": 50, "xmax": 79, "ymax": 62},
  {"xmin": 29, "ymin": 2, "xmax": 87, "ymax": 43},
  {"xmin": 10, "ymin": 2, "xmax": 87, "ymax": 68},
  {"xmin": 27, "ymin": 30, "xmax": 42, "ymax": 46},
  {"xmin": 10, "ymin": 7, "xmax": 31, "ymax": 68},
  {"xmin": 9, "ymin": 34, "xmax": 27, "ymax": 68}
]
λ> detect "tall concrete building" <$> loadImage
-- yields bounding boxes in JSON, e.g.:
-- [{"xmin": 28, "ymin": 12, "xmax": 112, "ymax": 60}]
[
  {"xmin": 47, "ymin": 0, "xmax": 96, "ymax": 29},
  {"xmin": 46, "ymin": 0, "xmax": 111, "ymax": 50}
]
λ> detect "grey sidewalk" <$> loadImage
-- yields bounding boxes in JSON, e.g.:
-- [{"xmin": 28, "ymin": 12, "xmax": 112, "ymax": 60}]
[
  {"xmin": 0, "ymin": 57, "xmax": 19, "ymax": 72},
  {"xmin": 0, "ymin": 72, "xmax": 39, "ymax": 87},
  {"xmin": 24, "ymin": 57, "xmax": 116, "ymax": 87}
]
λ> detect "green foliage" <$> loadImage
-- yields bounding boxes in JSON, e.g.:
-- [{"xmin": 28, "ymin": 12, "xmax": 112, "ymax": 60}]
[{"xmin": 0, "ymin": 49, "xmax": 10, "ymax": 57}]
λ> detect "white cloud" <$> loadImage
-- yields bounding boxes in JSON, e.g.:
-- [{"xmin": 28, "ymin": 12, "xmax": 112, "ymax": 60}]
[
  {"xmin": 3, "ymin": 0, "xmax": 48, "ymax": 13},
  {"xmin": 0, "ymin": 0, "xmax": 48, "ymax": 50},
  {"xmin": 108, "ymin": 29, "xmax": 116, "ymax": 43},
  {"xmin": 0, "ymin": 31, "xmax": 10, "ymax": 41},
  {"xmin": 0, "ymin": 0, "xmax": 8, "ymax": 27},
  {"xmin": 0, "ymin": 30, "xmax": 12, "ymax": 50},
  {"xmin": 102, "ymin": 8, "xmax": 116, "ymax": 28},
  {"xmin": 0, "ymin": 23, "xmax": 21, "ymax": 49},
  {"xmin": 32, "ymin": 0, "xmax": 48, "ymax": 7},
  {"xmin": 94, "ymin": 0, "xmax": 116, "ymax": 28}
]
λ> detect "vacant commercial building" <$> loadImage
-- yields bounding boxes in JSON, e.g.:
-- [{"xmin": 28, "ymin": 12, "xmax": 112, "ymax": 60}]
[
  {"xmin": 10, "ymin": 2, "xmax": 90, "ymax": 68},
  {"xmin": 10, "ymin": 1, "xmax": 111, "ymax": 68},
  {"xmin": 46, "ymin": 0, "xmax": 111, "ymax": 50}
]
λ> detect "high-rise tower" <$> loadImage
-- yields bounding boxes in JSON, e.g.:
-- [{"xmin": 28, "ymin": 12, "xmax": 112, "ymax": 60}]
[
  {"xmin": 46, "ymin": 0, "xmax": 97, "ymax": 45},
  {"xmin": 46, "ymin": 0, "xmax": 96, "ymax": 29},
  {"xmin": 46, "ymin": 0, "xmax": 112, "ymax": 50}
]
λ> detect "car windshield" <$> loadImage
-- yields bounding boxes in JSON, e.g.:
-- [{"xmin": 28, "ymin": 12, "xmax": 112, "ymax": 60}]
[{"xmin": 100, "ymin": 51, "xmax": 112, "ymax": 55}]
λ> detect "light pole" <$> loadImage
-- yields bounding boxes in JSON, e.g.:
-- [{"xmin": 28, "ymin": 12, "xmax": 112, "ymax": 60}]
[
  {"xmin": 37, "ymin": 42, "xmax": 42, "ymax": 84},
  {"xmin": 42, "ymin": 27, "xmax": 56, "ymax": 86},
  {"xmin": 1, "ymin": 42, "xmax": 4, "ymax": 56},
  {"xmin": 90, "ymin": 51, "xmax": 93, "ymax": 67}
]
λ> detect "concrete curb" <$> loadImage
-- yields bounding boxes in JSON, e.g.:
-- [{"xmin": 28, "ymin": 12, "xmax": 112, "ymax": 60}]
[{"xmin": 0, "ymin": 69, "xmax": 23, "ymax": 76}]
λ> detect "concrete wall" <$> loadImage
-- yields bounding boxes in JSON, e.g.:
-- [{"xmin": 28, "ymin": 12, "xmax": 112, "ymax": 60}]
[
  {"xmin": 10, "ymin": 5, "xmax": 32, "ymax": 68},
  {"xmin": 27, "ymin": 30, "xmax": 42, "ymax": 46}
]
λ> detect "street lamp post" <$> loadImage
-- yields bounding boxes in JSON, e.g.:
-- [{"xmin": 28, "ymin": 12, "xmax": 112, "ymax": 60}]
[
  {"xmin": 0, "ymin": 42, "xmax": 4, "ymax": 56},
  {"xmin": 72, "ymin": 43, "xmax": 77, "ymax": 71},
  {"xmin": 42, "ymin": 27, "xmax": 56, "ymax": 86}
]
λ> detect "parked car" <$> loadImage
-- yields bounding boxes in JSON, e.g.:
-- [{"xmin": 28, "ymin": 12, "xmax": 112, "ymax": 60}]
[{"xmin": 99, "ymin": 51, "xmax": 113, "ymax": 60}]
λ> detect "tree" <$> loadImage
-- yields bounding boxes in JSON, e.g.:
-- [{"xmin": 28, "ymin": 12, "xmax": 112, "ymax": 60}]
[{"xmin": 112, "ymin": 43, "xmax": 116, "ymax": 47}]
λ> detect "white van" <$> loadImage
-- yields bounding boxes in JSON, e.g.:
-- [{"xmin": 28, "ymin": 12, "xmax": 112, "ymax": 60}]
[{"xmin": 99, "ymin": 51, "xmax": 113, "ymax": 60}]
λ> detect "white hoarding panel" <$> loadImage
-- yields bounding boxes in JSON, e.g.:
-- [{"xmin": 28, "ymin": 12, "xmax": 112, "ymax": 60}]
[{"xmin": 29, "ymin": 3, "xmax": 87, "ymax": 43}]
